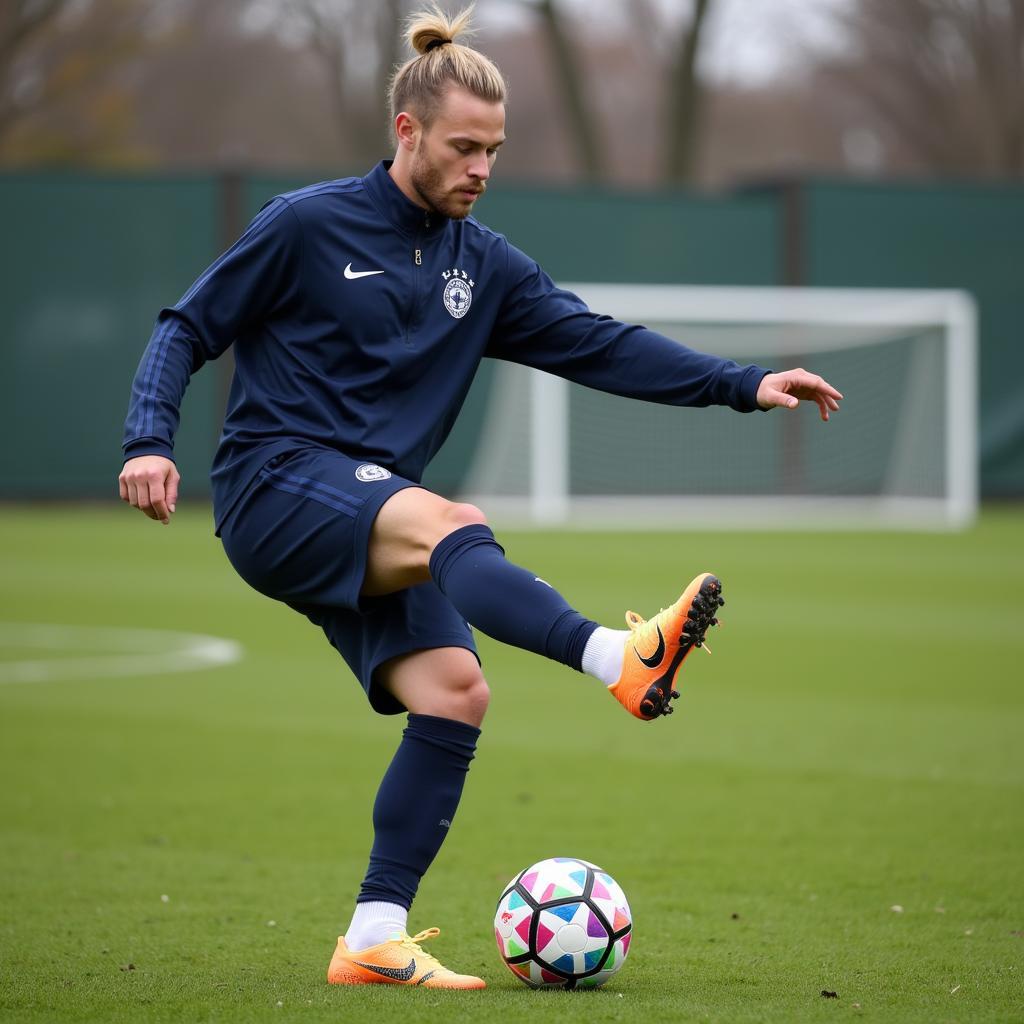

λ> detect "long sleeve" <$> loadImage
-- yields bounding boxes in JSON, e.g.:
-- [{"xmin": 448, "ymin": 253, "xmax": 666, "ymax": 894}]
[
  {"xmin": 488, "ymin": 241, "xmax": 769, "ymax": 412},
  {"xmin": 122, "ymin": 317, "xmax": 201, "ymax": 461},
  {"xmin": 122, "ymin": 197, "xmax": 303, "ymax": 461}
]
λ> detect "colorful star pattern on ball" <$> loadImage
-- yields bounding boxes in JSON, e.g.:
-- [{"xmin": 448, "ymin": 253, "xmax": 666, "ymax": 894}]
[{"xmin": 493, "ymin": 857, "xmax": 632, "ymax": 990}]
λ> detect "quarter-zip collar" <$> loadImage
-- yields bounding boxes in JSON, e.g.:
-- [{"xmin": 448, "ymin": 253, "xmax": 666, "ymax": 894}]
[{"xmin": 362, "ymin": 160, "xmax": 450, "ymax": 238}]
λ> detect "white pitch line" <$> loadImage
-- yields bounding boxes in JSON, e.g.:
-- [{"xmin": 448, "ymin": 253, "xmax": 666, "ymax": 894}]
[{"xmin": 0, "ymin": 623, "xmax": 243, "ymax": 684}]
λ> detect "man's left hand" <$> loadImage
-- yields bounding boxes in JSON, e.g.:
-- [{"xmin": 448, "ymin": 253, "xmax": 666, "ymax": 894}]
[{"xmin": 756, "ymin": 368, "xmax": 843, "ymax": 422}]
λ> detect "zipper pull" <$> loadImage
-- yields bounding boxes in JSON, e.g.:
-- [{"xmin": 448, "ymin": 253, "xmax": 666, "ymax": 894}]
[{"xmin": 414, "ymin": 249, "xmax": 422, "ymax": 266}]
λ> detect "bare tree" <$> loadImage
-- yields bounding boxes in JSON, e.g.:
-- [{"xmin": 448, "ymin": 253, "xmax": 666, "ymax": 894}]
[
  {"xmin": 662, "ymin": 0, "xmax": 713, "ymax": 185},
  {"xmin": 531, "ymin": 0, "xmax": 605, "ymax": 182},
  {"xmin": 813, "ymin": 0, "xmax": 1024, "ymax": 177},
  {"xmin": 624, "ymin": 0, "xmax": 717, "ymax": 185},
  {"xmin": 247, "ymin": 0, "xmax": 407, "ymax": 165},
  {"xmin": 509, "ymin": 0, "xmax": 719, "ymax": 186}
]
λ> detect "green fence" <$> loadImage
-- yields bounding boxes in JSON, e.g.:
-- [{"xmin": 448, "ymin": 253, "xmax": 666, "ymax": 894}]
[
  {"xmin": 0, "ymin": 173, "xmax": 224, "ymax": 498},
  {"xmin": 1, "ymin": 171, "xmax": 1021, "ymax": 500},
  {"xmin": 796, "ymin": 181, "xmax": 1024, "ymax": 498}
]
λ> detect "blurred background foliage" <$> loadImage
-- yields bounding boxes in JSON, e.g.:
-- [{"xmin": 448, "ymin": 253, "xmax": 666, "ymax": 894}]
[{"xmin": 2, "ymin": 0, "xmax": 1022, "ymax": 187}]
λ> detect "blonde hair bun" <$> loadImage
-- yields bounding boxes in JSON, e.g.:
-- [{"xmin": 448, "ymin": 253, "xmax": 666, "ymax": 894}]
[{"xmin": 408, "ymin": 3, "xmax": 474, "ymax": 56}]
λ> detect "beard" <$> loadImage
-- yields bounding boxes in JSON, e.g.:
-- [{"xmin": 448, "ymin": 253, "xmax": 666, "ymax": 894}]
[{"xmin": 409, "ymin": 146, "xmax": 483, "ymax": 221}]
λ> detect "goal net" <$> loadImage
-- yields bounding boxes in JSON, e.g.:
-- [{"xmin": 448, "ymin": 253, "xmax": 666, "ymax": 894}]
[{"xmin": 457, "ymin": 285, "xmax": 977, "ymax": 531}]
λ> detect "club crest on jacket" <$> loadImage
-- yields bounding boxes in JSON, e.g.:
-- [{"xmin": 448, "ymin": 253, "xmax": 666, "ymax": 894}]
[{"xmin": 441, "ymin": 268, "xmax": 474, "ymax": 319}]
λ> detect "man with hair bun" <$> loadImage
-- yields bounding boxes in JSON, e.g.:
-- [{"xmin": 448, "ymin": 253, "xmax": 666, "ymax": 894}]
[{"xmin": 119, "ymin": 2, "xmax": 842, "ymax": 989}]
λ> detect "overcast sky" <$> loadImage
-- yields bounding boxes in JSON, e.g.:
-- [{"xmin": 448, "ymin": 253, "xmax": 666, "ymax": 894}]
[{"xmin": 699, "ymin": 0, "xmax": 852, "ymax": 83}]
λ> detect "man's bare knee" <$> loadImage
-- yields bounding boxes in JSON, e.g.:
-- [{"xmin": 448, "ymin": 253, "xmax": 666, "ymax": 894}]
[
  {"xmin": 443, "ymin": 501, "xmax": 488, "ymax": 535},
  {"xmin": 449, "ymin": 668, "xmax": 491, "ymax": 725},
  {"xmin": 429, "ymin": 666, "xmax": 490, "ymax": 726},
  {"xmin": 378, "ymin": 648, "xmax": 490, "ymax": 727},
  {"xmin": 426, "ymin": 661, "xmax": 490, "ymax": 726}
]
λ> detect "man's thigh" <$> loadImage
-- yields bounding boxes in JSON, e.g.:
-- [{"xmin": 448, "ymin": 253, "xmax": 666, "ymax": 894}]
[{"xmin": 220, "ymin": 448, "xmax": 418, "ymax": 610}]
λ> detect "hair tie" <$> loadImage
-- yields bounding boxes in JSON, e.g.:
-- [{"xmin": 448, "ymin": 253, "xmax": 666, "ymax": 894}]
[{"xmin": 425, "ymin": 38, "xmax": 451, "ymax": 52}]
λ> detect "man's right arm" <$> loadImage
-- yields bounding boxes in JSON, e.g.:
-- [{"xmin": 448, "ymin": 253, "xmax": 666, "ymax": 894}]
[
  {"xmin": 119, "ymin": 197, "xmax": 302, "ymax": 523},
  {"xmin": 119, "ymin": 314, "xmax": 204, "ymax": 523}
]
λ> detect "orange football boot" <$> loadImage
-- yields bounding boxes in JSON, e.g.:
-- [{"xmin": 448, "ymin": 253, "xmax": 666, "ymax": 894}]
[
  {"xmin": 608, "ymin": 572, "xmax": 724, "ymax": 720},
  {"xmin": 327, "ymin": 927, "xmax": 485, "ymax": 989}
]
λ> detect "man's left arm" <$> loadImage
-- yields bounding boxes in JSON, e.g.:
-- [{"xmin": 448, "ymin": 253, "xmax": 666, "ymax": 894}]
[{"xmin": 490, "ymin": 244, "xmax": 842, "ymax": 419}]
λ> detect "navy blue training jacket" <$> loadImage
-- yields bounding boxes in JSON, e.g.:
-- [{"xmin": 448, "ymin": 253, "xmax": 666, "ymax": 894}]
[{"xmin": 123, "ymin": 161, "xmax": 769, "ymax": 531}]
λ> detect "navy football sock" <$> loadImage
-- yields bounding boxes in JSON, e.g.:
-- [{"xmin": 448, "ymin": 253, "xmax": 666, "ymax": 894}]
[
  {"xmin": 429, "ymin": 523, "xmax": 598, "ymax": 671},
  {"xmin": 357, "ymin": 713, "xmax": 480, "ymax": 909}
]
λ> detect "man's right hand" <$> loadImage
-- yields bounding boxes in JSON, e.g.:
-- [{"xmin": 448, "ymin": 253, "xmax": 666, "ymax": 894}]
[{"xmin": 119, "ymin": 455, "xmax": 180, "ymax": 525}]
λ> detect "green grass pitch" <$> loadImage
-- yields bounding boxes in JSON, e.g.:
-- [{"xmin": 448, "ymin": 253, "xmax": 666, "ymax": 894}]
[{"xmin": 1, "ymin": 505, "xmax": 1022, "ymax": 1023}]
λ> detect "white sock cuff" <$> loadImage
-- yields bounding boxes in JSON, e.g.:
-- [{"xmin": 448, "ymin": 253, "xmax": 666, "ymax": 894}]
[
  {"xmin": 345, "ymin": 900, "xmax": 408, "ymax": 950},
  {"xmin": 581, "ymin": 626, "xmax": 629, "ymax": 687}
]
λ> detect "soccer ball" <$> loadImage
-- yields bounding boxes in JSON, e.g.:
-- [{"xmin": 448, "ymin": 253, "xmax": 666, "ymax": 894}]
[{"xmin": 493, "ymin": 857, "xmax": 633, "ymax": 989}]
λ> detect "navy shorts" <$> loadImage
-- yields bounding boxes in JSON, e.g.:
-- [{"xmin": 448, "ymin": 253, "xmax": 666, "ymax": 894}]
[{"xmin": 219, "ymin": 448, "xmax": 478, "ymax": 715}]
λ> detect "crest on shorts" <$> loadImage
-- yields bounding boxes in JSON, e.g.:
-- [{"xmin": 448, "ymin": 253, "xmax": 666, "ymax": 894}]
[
  {"xmin": 355, "ymin": 464, "xmax": 391, "ymax": 482},
  {"xmin": 441, "ymin": 267, "xmax": 474, "ymax": 319}
]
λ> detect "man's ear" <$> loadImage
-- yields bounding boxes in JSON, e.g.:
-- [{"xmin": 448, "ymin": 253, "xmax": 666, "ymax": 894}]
[{"xmin": 395, "ymin": 111, "xmax": 420, "ymax": 152}]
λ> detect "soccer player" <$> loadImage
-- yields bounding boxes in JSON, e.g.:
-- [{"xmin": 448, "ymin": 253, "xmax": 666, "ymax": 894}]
[{"xmin": 119, "ymin": 4, "xmax": 842, "ymax": 990}]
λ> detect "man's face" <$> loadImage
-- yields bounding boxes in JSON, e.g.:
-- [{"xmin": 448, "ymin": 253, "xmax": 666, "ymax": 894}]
[{"xmin": 409, "ymin": 86, "xmax": 506, "ymax": 220}]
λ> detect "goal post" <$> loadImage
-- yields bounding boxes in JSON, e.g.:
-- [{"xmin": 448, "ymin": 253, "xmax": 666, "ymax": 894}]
[{"xmin": 459, "ymin": 285, "xmax": 978, "ymax": 531}]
